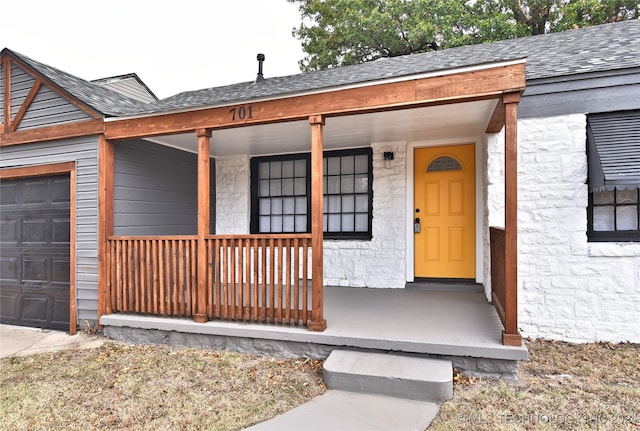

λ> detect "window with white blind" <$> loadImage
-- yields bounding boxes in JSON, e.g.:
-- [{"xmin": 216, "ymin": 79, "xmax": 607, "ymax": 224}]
[{"xmin": 250, "ymin": 148, "xmax": 373, "ymax": 239}]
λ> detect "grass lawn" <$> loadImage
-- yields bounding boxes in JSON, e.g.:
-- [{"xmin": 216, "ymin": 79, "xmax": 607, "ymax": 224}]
[
  {"xmin": 430, "ymin": 340, "xmax": 640, "ymax": 431},
  {"xmin": 0, "ymin": 341, "xmax": 325, "ymax": 431}
]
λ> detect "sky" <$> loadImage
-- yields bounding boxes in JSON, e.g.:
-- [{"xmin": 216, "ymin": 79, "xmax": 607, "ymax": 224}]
[{"xmin": 2, "ymin": 0, "xmax": 305, "ymax": 99}]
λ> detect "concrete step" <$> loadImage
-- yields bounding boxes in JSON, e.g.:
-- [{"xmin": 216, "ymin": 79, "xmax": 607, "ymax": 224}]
[{"xmin": 323, "ymin": 350, "xmax": 453, "ymax": 402}]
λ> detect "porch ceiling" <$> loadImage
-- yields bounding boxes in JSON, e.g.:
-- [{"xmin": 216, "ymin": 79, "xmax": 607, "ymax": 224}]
[{"xmin": 144, "ymin": 99, "xmax": 498, "ymax": 156}]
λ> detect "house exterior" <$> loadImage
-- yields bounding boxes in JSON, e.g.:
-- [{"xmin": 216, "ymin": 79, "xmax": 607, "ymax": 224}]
[{"xmin": 1, "ymin": 19, "xmax": 639, "ymax": 345}]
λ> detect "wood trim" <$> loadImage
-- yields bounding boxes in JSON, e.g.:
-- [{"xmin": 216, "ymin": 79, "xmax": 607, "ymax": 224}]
[
  {"xmin": 1, "ymin": 118, "xmax": 104, "ymax": 146},
  {"xmin": 486, "ymin": 99, "xmax": 505, "ymax": 133},
  {"xmin": 308, "ymin": 115, "xmax": 327, "ymax": 332},
  {"xmin": 503, "ymin": 98, "xmax": 522, "ymax": 347},
  {"xmin": 3, "ymin": 58, "xmax": 10, "ymax": 131},
  {"xmin": 0, "ymin": 161, "xmax": 78, "ymax": 334},
  {"xmin": 194, "ymin": 128, "xmax": 212, "ymax": 323},
  {"xmin": 69, "ymin": 165, "xmax": 77, "ymax": 334},
  {"xmin": 97, "ymin": 136, "xmax": 114, "ymax": 325},
  {"xmin": 9, "ymin": 79, "xmax": 42, "ymax": 132},
  {"xmin": 0, "ymin": 161, "xmax": 76, "ymax": 179},
  {"xmin": 5, "ymin": 52, "xmax": 102, "ymax": 119},
  {"xmin": 104, "ymin": 63, "xmax": 526, "ymax": 140}
]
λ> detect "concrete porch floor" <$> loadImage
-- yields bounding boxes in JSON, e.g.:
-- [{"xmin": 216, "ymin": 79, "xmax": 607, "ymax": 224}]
[{"xmin": 101, "ymin": 286, "xmax": 528, "ymax": 379}]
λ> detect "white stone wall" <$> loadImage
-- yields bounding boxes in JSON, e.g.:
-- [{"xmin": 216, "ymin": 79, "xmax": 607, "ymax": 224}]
[
  {"xmin": 215, "ymin": 146, "xmax": 408, "ymax": 288},
  {"xmin": 324, "ymin": 142, "xmax": 407, "ymax": 288},
  {"xmin": 486, "ymin": 114, "xmax": 640, "ymax": 343},
  {"xmin": 215, "ymin": 156, "xmax": 250, "ymax": 234}
]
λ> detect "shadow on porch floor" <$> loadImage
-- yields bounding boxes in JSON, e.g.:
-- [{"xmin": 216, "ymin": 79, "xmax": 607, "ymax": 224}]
[{"xmin": 101, "ymin": 286, "xmax": 528, "ymax": 378}]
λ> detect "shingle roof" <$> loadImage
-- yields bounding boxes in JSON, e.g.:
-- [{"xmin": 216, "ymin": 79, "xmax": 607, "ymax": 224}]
[
  {"xmin": 2, "ymin": 48, "xmax": 154, "ymax": 116},
  {"xmin": 153, "ymin": 19, "xmax": 640, "ymax": 114},
  {"xmin": 3, "ymin": 19, "xmax": 639, "ymax": 118}
]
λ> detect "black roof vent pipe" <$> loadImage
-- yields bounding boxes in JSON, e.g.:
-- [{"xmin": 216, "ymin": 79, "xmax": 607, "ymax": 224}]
[{"xmin": 255, "ymin": 53, "xmax": 265, "ymax": 83}]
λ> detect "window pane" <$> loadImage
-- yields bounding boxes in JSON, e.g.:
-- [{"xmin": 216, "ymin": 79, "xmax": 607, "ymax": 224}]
[
  {"xmin": 270, "ymin": 161, "xmax": 281, "ymax": 178},
  {"xmin": 328, "ymin": 195, "xmax": 341, "ymax": 213},
  {"xmin": 326, "ymin": 176, "xmax": 340, "ymax": 194},
  {"xmin": 354, "ymin": 174, "xmax": 368, "ymax": 193},
  {"xmin": 617, "ymin": 189, "xmax": 638, "ymax": 204},
  {"xmin": 294, "ymin": 178, "xmax": 306, "ymax": 195},
  {"xmin": 295, "ymin": 159, "xmax": 306, "ymax": 177},
  {"xmin": 259, "ymin": 180, "xmax": 270, "ymax": 197},
  {"xmin": 323, "ymin": 214, "xmax": 328, "ymax": 231},
  {"xmin": 328, "ymin": 214, "xmax": 341, "ymax": 232},
  {"xmin": 354, "ymin": 155, "xmax": 368, "ymax": 174},
  {"xmin": 259, "ymin": 162, "xmax": 270, "ymax": 178},
  {"xmin": 270, "ymin": 180, "xmax": 281, "ymax": 196},
  {"xmin": 271, "ymin": 198, "xmax": 282, "ymax": 215},
  {"xmin": 282, "ymin": 178, "xmax": 294, "ymax": 195},
  {"xmin": 341, "ymin": 156, "xmax": 354, "ymax": 174},
  {"xmin": 342, "ymin": 214, "xmax": 354, "ymax": 231},
  {"xmin": 296, "ymin": 197, "xmax": 307, "ymax": 214},
  {"xmin": 341, "ymin": 176, "xmax": 354, "ymax": 194},
  {"xmin": 355, "ymin": 195, "xmax": 368, "ymax": 212},
  {"xmin": 593, "ymin": 190, "xmax": 614, "ymax": 205},
  {"xmin": 271, "ymin": 216, "xmax": 283, "ymax": 232},
  {"xmin": 327, "ymin": 157, "xmax": 340, "ymax": 175},
  {"xmin": 259, "ymin": 216, "xmax": 271, "ymax": 232},
  {"xmin": 259, "ymin": 198, "xmax": 270, "ymax": 215},
  {"xmin": 617, "ymin": 206, "xmax": 638, "ymax": 230},
  {"xmin": 283, "ymin": 216, "xmax": 295, "ymax": 232},
  {"xmin": 342, "ymin": 195, "xmax": 355, "ymax": 212},
  {"xmin": 355, "ymin": 214, "xmax": 368, "ymax": 231},
  {"xmin": 295, "ymin": 215, "xmax": 307, "ymax": 231},
  {"xmin": 283, "ymin": 197, "xmax": 295, "ymax": 214},
  {"xmin": 593, "ymin": 206, "xmax": 614, "ymax": 231},
  {"xmin": 282, "ymin": 160, "xmax": 294, "ymax": 177}
]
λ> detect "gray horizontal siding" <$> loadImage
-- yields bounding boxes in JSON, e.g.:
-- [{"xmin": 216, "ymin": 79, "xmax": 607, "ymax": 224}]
[
  {"xmin": 520, "ymin": 69, "xmax": 640, "ymax": 118},
  {"xmin": 8, "ymin": 62, "xmax": 90, "ymax": 130},
  {"xmin": 114, "ymin": 139, "xmax": 214, "ymax": 236},
  {"xmin": 0, "ymin": 136, "xmax": 99, "ymax": 325}
]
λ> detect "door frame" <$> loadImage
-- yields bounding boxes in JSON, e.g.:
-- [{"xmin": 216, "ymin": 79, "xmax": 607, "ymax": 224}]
[
  {"xmin": 0, "ymin": 162, "xmax": 77, "ymax": 334},
  {"xmin": 406, "ymin": 138, "xmax": 484, "ymax": 283}
]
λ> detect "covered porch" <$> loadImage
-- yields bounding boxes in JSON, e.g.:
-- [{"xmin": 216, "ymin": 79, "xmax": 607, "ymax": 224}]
[
  {"xmin": 101, "ymin": 285, "xmax": 528, "ymax": 379},
  {"xmin": 97, "ymin": 59, "xmax": 526, "ymax": 347}
]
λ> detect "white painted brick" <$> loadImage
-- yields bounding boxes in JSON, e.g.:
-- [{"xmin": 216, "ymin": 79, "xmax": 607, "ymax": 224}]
[{"xmin": 487, "ymin": 113, "xmax": 640, "ymax": 343}]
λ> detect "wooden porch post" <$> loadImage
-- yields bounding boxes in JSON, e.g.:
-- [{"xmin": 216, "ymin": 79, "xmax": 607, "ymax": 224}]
[
  {"xmin": 503, "ymin": 93, "xmax": 522, "ymax": 346},
  {"xmin": 194, "ymin": 128, "xmax": 212, "ymax": 323},
  {"xmin": 308, "ymin": 115, "xmax": 327, "ymax": 331},
  {"xmin": 97, "ymin": 135, "xmax": 114, "ymax": 330}
]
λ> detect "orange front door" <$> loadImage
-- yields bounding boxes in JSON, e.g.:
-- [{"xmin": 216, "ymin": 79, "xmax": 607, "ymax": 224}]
[{"xmin": 414, "ymin": 144, "xmax": 475, "ymax": 279}]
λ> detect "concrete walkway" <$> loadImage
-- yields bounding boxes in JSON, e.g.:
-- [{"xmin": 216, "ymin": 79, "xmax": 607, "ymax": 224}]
[
  {"xmin": 0, "ymin": 324, "xmax": 106, "ymax": 358},
  {"xmin": 244, "ymin": 390, "xmax": 439, "ymax": 431}
]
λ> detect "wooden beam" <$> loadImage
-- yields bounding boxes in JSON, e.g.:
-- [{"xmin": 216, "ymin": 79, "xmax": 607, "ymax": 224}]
[
  {"xmin": 503, "ymin": 92, "xmax": 522, "ymax": 347},
  {"xmin": 104, "ymin": 63, "xmax": 526, "ymax": 140},
  {"xmin": 0, "ymin": 161, "xmax": 76, "ymax": 179},
  {"xmin": 3, "ymin": 58, "xmax": 11, "ymax": 132},
  {"xmin": 486, "ymin": 99, "xmax": 505, "ymax": 134},
  {"xmin": 8, "ymin": 79, "xmax": 42, "ymax": 132},
  {"xmin": 194, "ymin": 128, "xmax": 212, "ymax": 323},
  {"xmin": 97, "ymin": 136, "xmax": 114, "ymax": 326},
  {"xmin": 308, "ymin": 115, "xmax": 327, "ymax": 332},
  {"xmin": 0, "ymin": 118, "xmax": 104, "ymax": 146},
  {"xmin": 69, "ymin": 165, "xmax": 77, "ymax": 335},
  {"xmin": 5, "ymin": 52, "xmax": 102, "ymax": 120}
]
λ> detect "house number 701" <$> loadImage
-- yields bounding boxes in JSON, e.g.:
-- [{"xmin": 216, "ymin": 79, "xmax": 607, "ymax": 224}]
[{"xmin": 229, "ymin": 105, "xmax": 254, "ymax": 121}]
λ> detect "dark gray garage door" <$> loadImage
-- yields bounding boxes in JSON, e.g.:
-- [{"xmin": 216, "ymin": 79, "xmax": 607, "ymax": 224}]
[{"xmin": 0, "ymin": 174, "xmax": 70, "ymax": 330}]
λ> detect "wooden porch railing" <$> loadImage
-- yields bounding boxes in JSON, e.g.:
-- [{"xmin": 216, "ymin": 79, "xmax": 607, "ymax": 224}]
[
  {"xmin": 490, "ymin": 227, "xmax": 520, "ymax": 345},
  {"xmin": 106, "ymin": 234, "xmax": 313, "ymax": 326}
]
